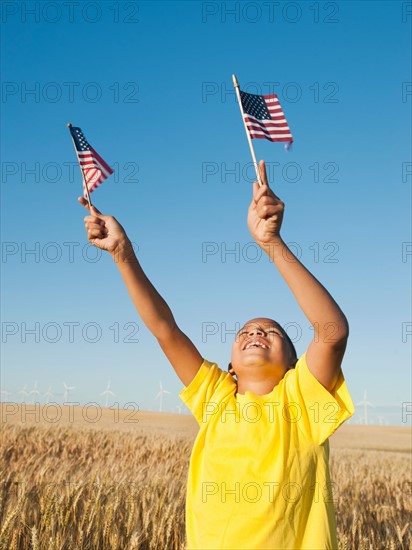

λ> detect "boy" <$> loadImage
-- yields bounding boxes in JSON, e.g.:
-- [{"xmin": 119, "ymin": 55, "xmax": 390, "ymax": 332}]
[{"xmin": 79, "ymin": 161, "xmax": 354, "ymax": 549}]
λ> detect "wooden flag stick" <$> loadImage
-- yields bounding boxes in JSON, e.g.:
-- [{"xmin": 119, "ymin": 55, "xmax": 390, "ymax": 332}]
[
  {"xmin": 67, "ymin": 123, "xmax": 93, "ymax": 208},
  {"xmin": 232, "ymin": 74, "xmax": 263, "ymax": 187}
]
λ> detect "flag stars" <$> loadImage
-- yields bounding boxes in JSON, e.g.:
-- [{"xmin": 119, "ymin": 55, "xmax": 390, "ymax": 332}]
[
  {"xmin": 71, "ymin": 127, "xmax": 92, "ymax": 150},
  {"xmin": 240, "ymin": 91, "xmax": 271, "ymax": 120}
]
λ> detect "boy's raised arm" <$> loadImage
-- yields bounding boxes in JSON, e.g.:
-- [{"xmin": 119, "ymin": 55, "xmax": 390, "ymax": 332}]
[
  {"xmin": 79, "ymin": 198, "xmax": 203, "ymax": 387},
  {"xmin": 248, "ymin": 163, "xmax": 349, "ymax": 392}
]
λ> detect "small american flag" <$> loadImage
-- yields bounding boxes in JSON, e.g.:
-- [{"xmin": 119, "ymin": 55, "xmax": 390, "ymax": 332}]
[
  {"xmin": 69, "ymin": 126, "xmax": 113, "ymax": 197},
  {"xmin": 240, "ymin": 91, "xmax": 293, "ymax": 148}
]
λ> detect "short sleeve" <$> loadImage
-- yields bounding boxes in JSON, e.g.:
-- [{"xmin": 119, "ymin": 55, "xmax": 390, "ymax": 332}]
[
  {"xmin": 284, "ymin": 353, "xmax": 355, "ymax": 445},
  {"xmin": 179, "ymin": 359, "xmax": 236, "ymax": 426}
]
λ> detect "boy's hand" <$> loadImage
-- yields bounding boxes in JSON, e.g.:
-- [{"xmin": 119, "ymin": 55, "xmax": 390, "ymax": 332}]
[
  {"xmin": 78, "ymin": 197, "xmax": 130, "ymax": 257},
  {"xmin": 248, "ymin": 160, "xmax": 284, "ymax": 246}
]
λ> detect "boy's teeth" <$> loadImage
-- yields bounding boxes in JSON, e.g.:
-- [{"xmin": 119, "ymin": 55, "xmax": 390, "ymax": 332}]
[{"xmin": 245, "ymin": 342, "xmax": 268, "ymax": 350}]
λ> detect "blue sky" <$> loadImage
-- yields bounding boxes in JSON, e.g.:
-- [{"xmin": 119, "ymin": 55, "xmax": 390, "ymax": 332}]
[{"xmin": 1, "ymin": 1, "xmax": 411, "ymax": 425}]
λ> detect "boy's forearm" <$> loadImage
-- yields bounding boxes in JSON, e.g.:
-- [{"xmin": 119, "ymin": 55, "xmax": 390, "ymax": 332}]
[
  {"xmin": 111, "ymin": 240, "xmax": 177, "ymax": 340},
  {"xmin": 261, "ymin": 237, "xmax": 349, "ymax": 345}
]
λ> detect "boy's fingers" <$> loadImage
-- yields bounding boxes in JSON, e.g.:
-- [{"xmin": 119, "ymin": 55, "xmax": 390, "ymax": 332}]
[
  {"xmin": 258, "ymin": 160, "xmax": 269, "ymax": 187},
  {"xmin": 252, "ymin": 181, "xmax": 260, "ymax": 198},
  {"xmin": 252, "ymin": 161, "xmax": 270, "ymax": 202},
  {"xmin": 77, "ymin": 197, "xmax": 103, "ymax": 216},
  {"xmin": 85, "ymin": 217, "xmax": 105, "ymax": 227},
  {"xmin": 256, "ymin": 203, "xmax": 282, "ymax": 219},
  {"xmin": 257, "ymin": 160, "xmax": 281, "ymax": 200},
  {"xmin": 78, "ymin": 197, "xmax": 90, "ymax": 211},
  {"xmin": 253, "ymin": 182, "xmax": 274, "ymax": 204},
  {"xmin": 88, "ymin": 231, "xmax": 106, "ymax": 241},
  {"xmin": 91, "ymin": 205, "xmax": 102, "ymax": 215}
]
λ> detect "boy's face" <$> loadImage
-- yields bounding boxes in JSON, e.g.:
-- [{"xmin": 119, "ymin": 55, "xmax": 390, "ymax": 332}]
[{"xmin": 231, "ymin": 318, "xmax": 294, "ymax": 380}]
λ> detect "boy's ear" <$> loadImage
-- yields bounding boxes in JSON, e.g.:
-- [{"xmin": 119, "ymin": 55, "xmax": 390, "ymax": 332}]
[{"xmin": 228, "ymin": 362, "xmax": 236, "ymax": 376}]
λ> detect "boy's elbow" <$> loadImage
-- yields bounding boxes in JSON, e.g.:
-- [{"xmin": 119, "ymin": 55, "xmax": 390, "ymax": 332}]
[
  {"xmin": 319, "ymin": 316, "xmax": 348, "ymax": 349},
  {"xmin": 333, "ymin": 317, "xmax": 349, "ymax": 349},
  {"xmin": 341, "ymin": 315, "xmax": 349, "ymax": 339}
]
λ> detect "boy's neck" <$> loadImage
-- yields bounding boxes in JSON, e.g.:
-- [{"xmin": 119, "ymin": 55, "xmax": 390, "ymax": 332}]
[{"xmin": 236, "ymin": 375, "xmax": 284, "ymax": 396}]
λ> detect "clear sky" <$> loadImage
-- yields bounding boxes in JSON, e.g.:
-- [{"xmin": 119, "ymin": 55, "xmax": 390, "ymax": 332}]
[{"xmin": 1, "ymin": 1, "xmax": 411, "ymax": 425}]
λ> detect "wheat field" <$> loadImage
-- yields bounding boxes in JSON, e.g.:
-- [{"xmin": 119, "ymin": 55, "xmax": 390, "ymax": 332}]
[{"xmin": 0, "ymin": 405, "xmax": 410, "ymax": 549}]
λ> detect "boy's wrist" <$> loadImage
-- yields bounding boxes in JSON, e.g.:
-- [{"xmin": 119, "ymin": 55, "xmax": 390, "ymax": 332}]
[
  {"xmin": 257, "ymin": 236, "xmax": 285, "ymax": 260},
  {"xmin": 111, "ymin": 239, "xmax": 137, "ymax": 263}
]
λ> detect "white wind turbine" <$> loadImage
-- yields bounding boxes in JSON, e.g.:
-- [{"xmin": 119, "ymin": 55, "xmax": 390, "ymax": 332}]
[
  {"xmin": 44, "ymin": 386, "xmax": 55, "ymax": 404},
  {"xmin": 155, "ymin": 381, "xmax": 171, "ymax": 413},
  {"xmin": 356, "ymin": 389, "xmax": 374, "ymax": 425},
  {"xmin": 18, "ymin": 385, "xmax": 29, "ymax": 403},
  {"xmin": 29, "ymin": 381, "xmax": 40, "ymax": 404},
  {"xmin": 63, "ymin": 381, "xmax": 75, "ymax": 402},
  {"xmin": 100, "ymin": 380, "xmax": 116, "ymax": 407},
  {"xmin": 175, "ymin": 404, "xmax": 183, "ymax": 414},
  {"xmin": 377, "ymin": 414, "xmax": 388, "ymax": 426}
]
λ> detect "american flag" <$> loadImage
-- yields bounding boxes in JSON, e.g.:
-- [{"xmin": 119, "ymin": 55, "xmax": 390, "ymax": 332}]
[
  {"xmin": 240, "ymin": 91, "xmax": 293, "ymax": 148},
  {"xmin": 69, "ymin": 126, "xmax": 113, "ymax": 197}
]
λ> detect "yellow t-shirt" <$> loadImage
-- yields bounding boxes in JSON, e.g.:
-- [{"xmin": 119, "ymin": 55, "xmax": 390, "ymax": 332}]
[{"xmin": 179, "ymin": 353, "xmax": 354, "ymax": 550}]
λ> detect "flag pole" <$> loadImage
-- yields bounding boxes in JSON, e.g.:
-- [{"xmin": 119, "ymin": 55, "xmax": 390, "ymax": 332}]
[
  {"xmin": 232, "ymin": 74, "xmax": 263, "ymax": 187},
  {"xmin": 67, "ymin": 123, "xmax": 93, "ymax": 208}
]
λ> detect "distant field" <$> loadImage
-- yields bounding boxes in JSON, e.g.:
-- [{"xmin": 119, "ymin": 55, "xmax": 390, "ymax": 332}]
[
  {"xmin": 1, "ymin": 403, "xmax": 410, "ymax": 451},
  {"xmin": 1, "ymin": 404, "xmax": 411, "ymax": 549}
]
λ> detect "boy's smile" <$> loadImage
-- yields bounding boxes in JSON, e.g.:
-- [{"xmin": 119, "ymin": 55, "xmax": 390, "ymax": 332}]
[
  {"xmin": 242, "ymin": 337, "xmax": 270, "ymax": 351},
  {"xmin": 235, "ymin": 319, "xmax": 287, "ymax": 355}
]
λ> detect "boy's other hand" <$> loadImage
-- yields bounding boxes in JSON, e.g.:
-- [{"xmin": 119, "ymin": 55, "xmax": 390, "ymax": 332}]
[
  {"xmin": 78, "ymin": 197, "xmax": 131, "ymax": 258},
  {"xmin": 248, "ymin": 160, "xmax": 284, "ymax": 246}
]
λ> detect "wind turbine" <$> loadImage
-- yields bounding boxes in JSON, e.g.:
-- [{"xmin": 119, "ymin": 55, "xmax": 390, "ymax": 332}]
[
  {"xmin": 155, "ymin": 381, "xmax": 171, "ymax": 413},
  {"xmin": 44, "ymin": 386, "xmax": 55, "ymax": 404},
  {"xmin": 356, "ymin": 389, "xmax": 374, "ymax": 425},
  {"xmin": 63, "ymin": 381, "xmax": 75, "ymax": 402},
  {"xmin": 100, "ymin": 380, "xmax": 116, "ymax": 407},
  {"xmin": 175, "ymin": 404, "xmax": 182, "ymax": 414},
  {"xmin": 377, "ymin": 414, "xmax": 389, "ymax": 426},
  {"xmin": 18, "ymin": 385, "xmax": 29, "ymax": 403},
  {"xmin": 29, "ymin": 381, "xmax": 40, "ymax": 404}
]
